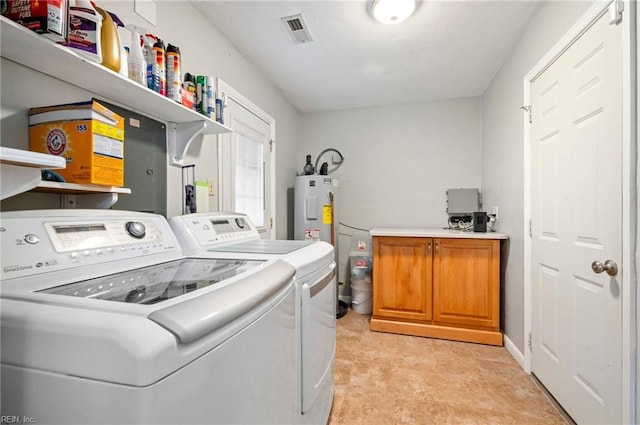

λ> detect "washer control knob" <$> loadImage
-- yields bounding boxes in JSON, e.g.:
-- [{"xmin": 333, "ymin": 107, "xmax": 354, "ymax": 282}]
[
  {"xmin": 24, "ymin": 234, "xmax": 40, "ymax": 244},
  {"xmin": 126, "ymin": 222, "xmax": 146, "ymax": 239},
  {"xmin": 235, "ymin": 218, "xmax": 246, "ymax": 229}
]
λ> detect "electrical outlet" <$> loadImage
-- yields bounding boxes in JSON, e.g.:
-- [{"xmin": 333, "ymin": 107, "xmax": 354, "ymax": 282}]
[{"xmin": 492, "ymin": 206, "xmax": 499, "ymax": 221}]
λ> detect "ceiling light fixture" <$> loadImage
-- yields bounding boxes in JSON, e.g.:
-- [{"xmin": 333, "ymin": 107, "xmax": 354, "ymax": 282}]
[{"xmin": 371, "ymin": 0, "xmax": 416, "ymax": 25}]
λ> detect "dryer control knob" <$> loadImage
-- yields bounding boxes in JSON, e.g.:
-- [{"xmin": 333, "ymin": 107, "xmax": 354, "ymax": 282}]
[
  {"xmin": 126, "ymin": 221, "xmax": 146, "ymax": 239},
  {"xmin": 235, "ymin": 218, "xmax": 246, "ymax": 229}
]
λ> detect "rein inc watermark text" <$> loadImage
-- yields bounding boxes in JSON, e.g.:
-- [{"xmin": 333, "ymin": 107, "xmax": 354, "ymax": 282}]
[{"xmin": 1, "ymin": 417, "xmax": 35, "ymax": 424}]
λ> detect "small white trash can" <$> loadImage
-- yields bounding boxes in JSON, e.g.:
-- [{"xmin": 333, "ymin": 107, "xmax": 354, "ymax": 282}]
[{"xmin": 351, "ymin": 278, "xmax": 372, "ymax": 314}]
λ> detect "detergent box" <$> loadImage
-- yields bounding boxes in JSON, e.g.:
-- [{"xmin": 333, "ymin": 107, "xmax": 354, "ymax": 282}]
[
  {"xmin": 29, "ymin": 99, "xmax": 125, "ymax": 186},
  {"xmin": 2, "ymin": 0, "xmax": 69, "ymax": 42}
]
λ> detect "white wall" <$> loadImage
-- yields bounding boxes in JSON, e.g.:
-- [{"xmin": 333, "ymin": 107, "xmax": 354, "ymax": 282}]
[
  {"xmin": 481, "ymin": 0, "xmax": 593, "ymax": 353},
  {"xmin": 300, "ymin": 98, "xmax": 482, "ymax": 229},
  {"xmin": 0, "ymin": 1, "xmax": 299, "ymax": 237},
  {"xmin": 300, "ymin": 98, "xmax": 482, "ymax": 287}
]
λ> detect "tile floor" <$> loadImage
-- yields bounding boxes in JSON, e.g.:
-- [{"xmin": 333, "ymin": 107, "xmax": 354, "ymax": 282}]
[{"xmin": 328, "ymin": 308, "xmax": 569, "ymax": 425}]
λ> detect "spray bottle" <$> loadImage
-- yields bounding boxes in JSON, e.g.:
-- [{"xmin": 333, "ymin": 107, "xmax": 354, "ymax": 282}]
[
  {"xmin": 152, "ymin": 37, "xmax": 167, "ymax": 96},
  {"xmin": 166, "ymin": 43, "xmax": 181, "ymax": 103},
  {"xmin": 182, "ymin": 73, "xmax": 196, "ymax": 110},
  {"xmin": 125, "ymin": 25, "xmax": 146, "ymax": 86},
  {"xmin": 206, "ymin": 76, "xmax": 215, "ymax": 118}
]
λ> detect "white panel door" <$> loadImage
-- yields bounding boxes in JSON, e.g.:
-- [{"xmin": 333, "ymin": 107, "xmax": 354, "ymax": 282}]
[{"xmin": 530, "ymin": 8, "xmax": 622, "ymax": 425}]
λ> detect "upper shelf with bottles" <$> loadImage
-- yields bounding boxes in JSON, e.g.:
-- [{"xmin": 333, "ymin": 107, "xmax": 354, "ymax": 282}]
[{"xmin": 0, "ymin": 16, "xmax": 233, "ymax": 166}]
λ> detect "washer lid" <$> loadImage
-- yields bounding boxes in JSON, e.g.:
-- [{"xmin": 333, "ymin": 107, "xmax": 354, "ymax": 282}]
[
  {"xmin": 149, "ymin": 260, "xmax": 295, "ymax": 344},
  {"xmin": 1, "ymin": 260, "xmax": 296, "ymax": 387},
  {"xmin": 38, "ymin": 258, "xmax": 265, "ymax": 305}
]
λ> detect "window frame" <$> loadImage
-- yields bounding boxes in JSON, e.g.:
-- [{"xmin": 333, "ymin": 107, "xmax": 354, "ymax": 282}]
[{"xmin": 216, "ymin": 78, "xmax": 276, "ymax": 238}]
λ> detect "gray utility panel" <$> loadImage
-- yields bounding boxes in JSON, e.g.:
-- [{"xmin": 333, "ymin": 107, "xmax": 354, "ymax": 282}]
[{"xmin": 101, "ymin": 101, "xmax": 167, "ymax": 217}]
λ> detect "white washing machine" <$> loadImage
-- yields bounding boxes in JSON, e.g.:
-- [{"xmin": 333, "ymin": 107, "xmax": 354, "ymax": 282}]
[
  {"xmin": 0, "ymin": 209, "xmax": 298, "ymax": 425},
  {"xmin": 169, "ymin": 212, "xmax": 336, "ymax": 425}
]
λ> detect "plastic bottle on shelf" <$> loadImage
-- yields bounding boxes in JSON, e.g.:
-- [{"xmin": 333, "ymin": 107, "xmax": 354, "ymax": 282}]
[
  {"xmin": 64, "ymin": 0, "xmax": 102, "ymax": 63},
  {"xmin": 206, "ymin": 76, "xmax": 215, "ymax": 118},
  {"xmin": 182, "ymin": 73, "xmax": 196, "ymax": 110},
  {"xmin": 106, "ymin": 10, "xmax": 128, "ymax": 77},
  {"xmin": 94, "ymin": 5, "xmax": 120, "ymax": 72},
  {"xmin": 152, "ymin": 38, "xmax": 167, "ymax": 96},
  {"xmin": 123, "ymin": 46, "xmax": 130, "ymax": 76},
  {"xmin": 166, "ymin": 44, "xmax": 181, "ymax": 103},
  {"xmin": 142, "ymin": 33, "xmax": 157, "ymax": 89},
  {"xmin": 196, "ymin": 75, "xmax": 207, "ymax": 115},
  {"xmin": 215, "ymin": 97, "xmax": 224, "ymax": 124},
  {"xmin": 125, "ymin": 25, "xmax": 146, "ymax": 86}
]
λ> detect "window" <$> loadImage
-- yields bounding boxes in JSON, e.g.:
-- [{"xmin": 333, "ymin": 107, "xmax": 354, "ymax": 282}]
[
  {"xmin": 235, "ymin": 133, "xmax": 264, "ymax": 227},
  {"xmin": 217, "ymin": 79, "xmax": 275, "ymax": 238}
]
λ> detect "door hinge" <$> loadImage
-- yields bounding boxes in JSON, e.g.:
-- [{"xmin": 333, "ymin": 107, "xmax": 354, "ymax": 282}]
[
  {"xmin": 521, "ymin": 105, "xmax": 532, "ymax": 124},
  {"xmin": 528, "ymin": 332, "xmax": 532, "ymax": 351},
  {"xmin": 529, "ymin": 219, "xmax": 532, "ymax": 238},
  {"xmin": 608, "ymin": 0, "xmax": 623, "ymax": 24},
  {"xmin": 269, "ymin": 139, "xmax": 275, "ymax": 153},
  {"xmin": 270, "ymin": 217, "xmax": 273, "ymax": 229}
]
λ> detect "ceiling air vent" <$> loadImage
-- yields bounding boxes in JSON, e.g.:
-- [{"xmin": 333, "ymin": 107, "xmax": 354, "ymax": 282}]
[{"xmin": 281, "ymin": 14, "xmax": 313, "ymax": 44}]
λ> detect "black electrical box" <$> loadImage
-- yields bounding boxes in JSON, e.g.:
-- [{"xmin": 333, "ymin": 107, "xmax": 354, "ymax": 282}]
[{"xmin": 473, "ymin": 212, "xmax": 487, "ymax": 232}]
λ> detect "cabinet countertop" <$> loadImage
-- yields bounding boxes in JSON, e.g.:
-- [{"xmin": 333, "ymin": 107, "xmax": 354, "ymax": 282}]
[{"xmin": 370, "ymin": 228, "xmax": 509, "ymax": 239}]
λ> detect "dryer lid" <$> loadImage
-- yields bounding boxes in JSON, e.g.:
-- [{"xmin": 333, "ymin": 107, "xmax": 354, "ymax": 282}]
[{"xmin": 209, "ymin": 239, "xmax": 313, "ymax": 255}]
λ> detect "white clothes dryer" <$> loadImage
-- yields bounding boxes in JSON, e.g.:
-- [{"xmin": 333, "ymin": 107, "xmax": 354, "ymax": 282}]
[
  {"xmin": 170, "ymin": 212, "xmax": 336, "ymax": 425},
  {"xmin": 0, "ymin": 209, "xmax": 297, "ymax": 425}
]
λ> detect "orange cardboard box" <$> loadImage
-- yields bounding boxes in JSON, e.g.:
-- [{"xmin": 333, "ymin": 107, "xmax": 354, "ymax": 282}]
[{"xmin": 29, "ymin": 99, "xmax": 125, "ymax": 187}]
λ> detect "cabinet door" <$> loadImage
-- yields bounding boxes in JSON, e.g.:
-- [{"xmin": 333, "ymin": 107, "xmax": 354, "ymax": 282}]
[
  {"xmin": 433, "ymin": 239, "xmax": 500, "ymax": 329},
  {"xmin": 372, "ymin": 236, "xmax": 432, "ymax": 321}
]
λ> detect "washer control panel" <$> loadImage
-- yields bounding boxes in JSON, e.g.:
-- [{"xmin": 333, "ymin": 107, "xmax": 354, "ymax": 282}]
[
  {"xmin": 169, "ymin": 213, "xmax": 259, "ymax": 255},
  {"xmin": 0, "ymin": 211, "xmax": 180, "ymax": 281},
  {"xmin": 44, "ymin": 220, "xmax": 161, "ymax": 253}
]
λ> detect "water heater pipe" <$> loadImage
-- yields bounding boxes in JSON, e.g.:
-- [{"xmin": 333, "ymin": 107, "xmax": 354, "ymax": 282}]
[
  {"xmin": 314, "ymin": 148, "xmax": 344, "ymax": 175},
  {"xmin": 329, "ymin": 191, "xmax": 335, "ymax": 246}
]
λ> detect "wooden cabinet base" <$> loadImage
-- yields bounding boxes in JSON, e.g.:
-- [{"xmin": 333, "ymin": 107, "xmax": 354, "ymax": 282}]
[{"xmin": 370, "ymin": 317, "xmax": 503, "ymax": 346}]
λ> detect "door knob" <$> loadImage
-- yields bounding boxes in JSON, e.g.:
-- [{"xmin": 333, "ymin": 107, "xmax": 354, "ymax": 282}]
[{"xmin": 591, "ymin": 259, "xmax": 618, "ymax": 276}]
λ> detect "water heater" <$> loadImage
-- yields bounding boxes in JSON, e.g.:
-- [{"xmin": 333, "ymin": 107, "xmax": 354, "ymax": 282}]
[
  {"xmin": 295, "ymin": 174, "xmax": 346, "ymax": 319},
  {"xmin": 294, "ymin": 175, "xmax": 339, "ymax": 244}
]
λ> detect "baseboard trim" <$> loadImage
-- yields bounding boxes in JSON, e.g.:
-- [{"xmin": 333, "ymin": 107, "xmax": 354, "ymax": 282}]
[
  {"xmin": 370, "ymin": 318, "xmax": 503, "ymax": 346},
  {"xmin": 504, "ymin": 334, "xmax": 525, "ymax": 370}
]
